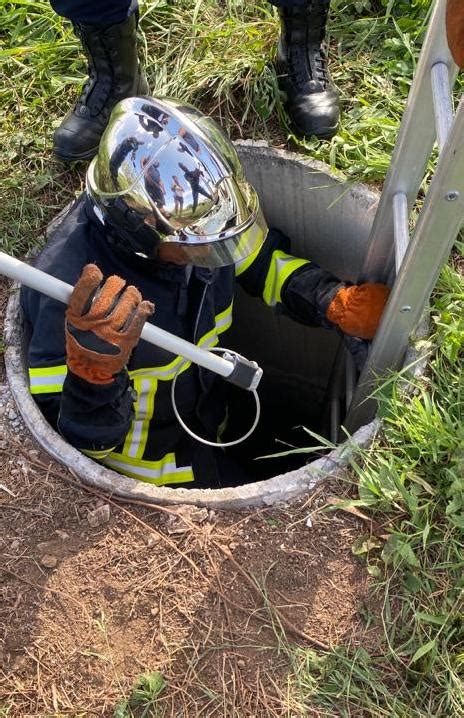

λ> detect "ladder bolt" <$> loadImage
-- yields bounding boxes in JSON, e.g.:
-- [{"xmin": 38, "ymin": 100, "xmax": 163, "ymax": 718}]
[
  {"xmin": 400, "ymin": 305, "xmax": 412, "ymax": 313},
  {"xmin": 445, "ymin": 190, "xmax": 459, "ymax": 201}
]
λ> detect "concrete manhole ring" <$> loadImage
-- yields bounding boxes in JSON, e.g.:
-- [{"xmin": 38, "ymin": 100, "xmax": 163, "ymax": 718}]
[{"xmin": 4, "ymin": 143, "xmax": 425, "ymax": 509}]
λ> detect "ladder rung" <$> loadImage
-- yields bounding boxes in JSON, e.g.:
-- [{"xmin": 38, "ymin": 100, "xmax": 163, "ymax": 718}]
[
  {"xmin": 431, "ymin": 61, "xmax": 454, "ymax": 151},
  {"xmin": 393, "ymin": 192, "xmax": 409, "ymax": 272}
]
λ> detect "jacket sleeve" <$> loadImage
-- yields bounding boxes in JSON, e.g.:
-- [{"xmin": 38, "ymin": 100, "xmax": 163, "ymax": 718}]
[
  {"xmin": 21, "ymin": 286, "xmax": 134, "ymax": 458},
  {"xmin": 236, "ymin": 227, "xmax": 344, "ymax": 327},
  {"xmin": 58, "ymin": 370, "xmax": 135, "ymax": 457}
]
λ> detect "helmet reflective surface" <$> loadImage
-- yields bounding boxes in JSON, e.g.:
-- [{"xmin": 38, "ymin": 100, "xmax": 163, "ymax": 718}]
[{"xmin": 86, "ymin": 97, "xmax": 268, "ymax": 268}]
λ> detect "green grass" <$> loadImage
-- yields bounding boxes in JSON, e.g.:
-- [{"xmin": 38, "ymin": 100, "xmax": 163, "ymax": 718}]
[
  {"xmin": 113, "ymin": 671, "xmax": 166, "ymax": 718},
  {"xmin": 0, "ymin": 0, "xmax": 450, "ymax": 256},
  {"xmin": 1, "ymin": 0, "xmax": 463, "ymax": 715},
  {"xmin": 279, "ymin": 243, "xmax": 463, "ymax": 716}
]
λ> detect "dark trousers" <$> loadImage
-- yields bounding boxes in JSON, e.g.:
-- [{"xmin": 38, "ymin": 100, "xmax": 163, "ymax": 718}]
[
  {"xmin": 50, "ymin": 0, "xmax": 135, "ymax": 25},
  {"xmin": 51, "ymin": 0, "xmax": 308, "ymax": 25}
]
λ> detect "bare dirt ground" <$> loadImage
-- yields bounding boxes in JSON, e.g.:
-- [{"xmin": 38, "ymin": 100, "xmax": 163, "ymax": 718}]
[{"xmin": 0, "ymin": 280, "xmax": 383, "ymax": 717}]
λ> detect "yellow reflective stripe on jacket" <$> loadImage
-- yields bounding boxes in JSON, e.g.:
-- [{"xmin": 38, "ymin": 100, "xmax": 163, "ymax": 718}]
[
  {"xmin": 263, "ymin": 251, "xmax": 310, "ymax": 306},
  {"xmin": 129, "ymin": 302, "xmax": 234, "ymax": 381},
  {"xmin": 198, "ymin": 302, "xmax": 233, "ymax": 348},
  {"xmin": 235, "ymin": 245, "xmax": 261, "ymax": 277},
  {"xmin": 82, "ymin": 446, "xmax": 116, "ymax": 460},
  {"xmin": 123, "ymin": 303, "xmax": 233, "ymax": 460},
  {"xmin": 122, "ymin": 376, "xmax": 157, "ymax": 459},
  {"xmin": 129, "ymin": 355, "xmax": 190, "ymax": 380},
  {"xmin": 102, "ymin": 451, "xmax": 194, "ymax": 485},
  {"xmin": 128, "ymin": 302, "xmax": 233, "ymax": 380},
  {"xmin": 29, "ymin": 365, "xmax": 67, "ymax": 394}
]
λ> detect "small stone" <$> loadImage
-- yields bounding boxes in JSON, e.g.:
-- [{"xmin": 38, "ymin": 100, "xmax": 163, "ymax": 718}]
[
  {"xmin": 228, "ymin": 542, "xmax": 238, "ymax": 550},
  {"xmin": 10, "ymin": 539, "xmax": 20, "ymax": 552},
  {"xmin": 40, "ymin": 554, "xmax": 58, "ymax": 568},
  {"xmin": 28, "ymin": 449, "xmax": 40, "ymax": 460},
  {"xmin": 55, "ymin": 529, "xmax": 69, "ymax": 540},
  {"xmin": 164, "ymin": 505, "xmax": 209, "ymax": 534},
  {"xmin": 7, "ymin": 409, "xmax": 17, "ymax": 421},
  {"xmin": 237, "ymin": 659, "xmax": 246, "ymax": 669},
  {"xmin": 150, "ymin": 607, "xmax": 159, "ymax": 617},
  {"xmin": 146, "ymin": 534, "xmax": 160, "ymax": 547},
  {"xmin": 87, "ymin": 504, "xmax": 111, "ymax": 528},
  {"xmin": 37, "ymin": 541, "xmax": 53, "ymax": 553},
  {"xmin": 0, "ymin": 440, "xmax": 7, "ymax": 450},
  {"xmin": 12, "ymin": 654, "xmax": 27, "ymax": 671}
]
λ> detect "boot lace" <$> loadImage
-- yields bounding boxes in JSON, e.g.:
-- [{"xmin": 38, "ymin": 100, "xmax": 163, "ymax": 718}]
[
  {"xmin": 287, "ymin": 43, "xmax": 329, "ymax": 92},
  {"xmin": 283, "ymin": 1, "xmax": 330, "ymax": 92},
  {"xmin": 73, "ymin": 29, "xmax": 113, "ymax": 117}
]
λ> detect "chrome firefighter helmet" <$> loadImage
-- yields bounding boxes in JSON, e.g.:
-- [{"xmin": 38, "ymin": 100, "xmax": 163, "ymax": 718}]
[{"xmin": 86, "ymin": 96, "xmax": 268, "ymax": 268}]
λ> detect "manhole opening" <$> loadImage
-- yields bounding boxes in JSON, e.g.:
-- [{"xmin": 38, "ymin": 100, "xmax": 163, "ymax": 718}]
[{"xmin": 5, "ymin": 146, "xmax": 387, "ymax": 507}]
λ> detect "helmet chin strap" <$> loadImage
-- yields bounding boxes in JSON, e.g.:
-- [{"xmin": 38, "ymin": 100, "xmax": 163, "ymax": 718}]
[
  {"xmin": 87, "ymin": 192, "xmax": 161, "ymax": 260},
  {"xmin": 106, "ymin": 226, "xmax": 159, "ymax": 262}
]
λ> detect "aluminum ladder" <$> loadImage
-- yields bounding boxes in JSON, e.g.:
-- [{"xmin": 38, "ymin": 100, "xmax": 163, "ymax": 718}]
[{"xmin": 336, "ymin": 0, "xmax": 464, "ymax": 436}]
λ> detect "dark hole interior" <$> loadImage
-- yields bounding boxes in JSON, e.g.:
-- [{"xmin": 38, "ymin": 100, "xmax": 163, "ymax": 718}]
[{"xmin": 223, "ymin": 361, "xmax": 340, "ymax": 485}]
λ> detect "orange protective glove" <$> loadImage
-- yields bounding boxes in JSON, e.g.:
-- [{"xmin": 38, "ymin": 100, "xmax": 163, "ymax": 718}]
[
  {"xmin": 65, "ymin": 264, "xmax": 154, "ymax": 385},
  {"xmin": 326, "ymin": 283, "xmax": 390, "ymax": 340}
]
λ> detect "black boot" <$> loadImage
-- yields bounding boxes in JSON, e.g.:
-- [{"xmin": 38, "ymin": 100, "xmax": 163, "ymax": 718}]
[
  {"xmin": 276, "ymin": 1, "xmax": 339, "ymax": 140},
  {"xmin": 53, "ymin": 12, "xmax": 149, "ymax": 162}
]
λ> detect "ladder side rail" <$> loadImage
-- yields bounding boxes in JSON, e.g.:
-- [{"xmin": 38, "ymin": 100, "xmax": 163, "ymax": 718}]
[
  {"xmin": 343, "ymin": 94, "xmax": 464, "ymax": 433},
  {"xmin": 360, "ymin": 0, "xmax": 457, "ymax": 284}
]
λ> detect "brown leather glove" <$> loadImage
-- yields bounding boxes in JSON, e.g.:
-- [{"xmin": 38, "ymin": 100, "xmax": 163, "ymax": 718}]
[
  {"xmin": 326, "ymin": 283, "xmax": 390, "ymax": 340},
  {"xmin": 65, "ymin": 264, "xmax": 154, "ymax": 385}
]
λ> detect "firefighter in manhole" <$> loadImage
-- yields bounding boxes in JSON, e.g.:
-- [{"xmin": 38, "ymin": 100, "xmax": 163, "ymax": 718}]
[{"xmin": 21, "ymin": 97, "xmax": 388, "ymax": 489}]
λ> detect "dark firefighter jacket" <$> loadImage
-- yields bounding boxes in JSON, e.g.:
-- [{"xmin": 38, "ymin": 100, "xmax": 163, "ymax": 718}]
[{"xmin": 21, "ymin": 193, "xmax": 344, "ymax": 488}]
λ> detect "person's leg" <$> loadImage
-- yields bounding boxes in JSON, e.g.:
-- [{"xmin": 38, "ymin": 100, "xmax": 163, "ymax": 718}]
[
  {"xmin": 51, "ymin": 0, "xmax": 149, "ymax": 162},
  {"xmin": 269, "ymin": 0, "xmax": 339, "ymax": 140},
  {"xmin": 192, "ymin": 190, "xmax": 199, "ymax": 213},
  {"xmin": 196, "ymin": 186, "xmax": 212, "ymax": 200},
  {"xmin": 50, "ymin": 0, "xmax": 133, "ymax": 25}
]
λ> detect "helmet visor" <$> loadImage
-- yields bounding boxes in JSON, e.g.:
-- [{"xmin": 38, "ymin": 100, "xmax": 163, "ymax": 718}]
[{"xmin": 158, "ymin": 204, "xmax": 268, "ymax": 268}]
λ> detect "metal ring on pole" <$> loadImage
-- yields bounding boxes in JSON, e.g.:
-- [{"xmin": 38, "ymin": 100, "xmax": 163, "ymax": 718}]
[{"xmin": 171, "ymin": 347, "xmax": 261, "ymax": 448}]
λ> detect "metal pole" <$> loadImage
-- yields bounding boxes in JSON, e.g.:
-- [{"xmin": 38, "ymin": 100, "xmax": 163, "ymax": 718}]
[{"xmin": 0, "ymin": 252, "xmax": 262, "ymax": 389}]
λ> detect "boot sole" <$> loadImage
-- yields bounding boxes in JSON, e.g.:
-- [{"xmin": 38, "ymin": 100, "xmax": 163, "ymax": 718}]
[
  {"xmin": 288, "ymin": 99, "xmax": 339, "ymax": 140},
  {"xmin": 292, "ymin": 119, "xmax": 338, "ymax": 141},
  {"xmin": 53, "ymin": 144, "xmax": 100, "ymax": 164}
]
